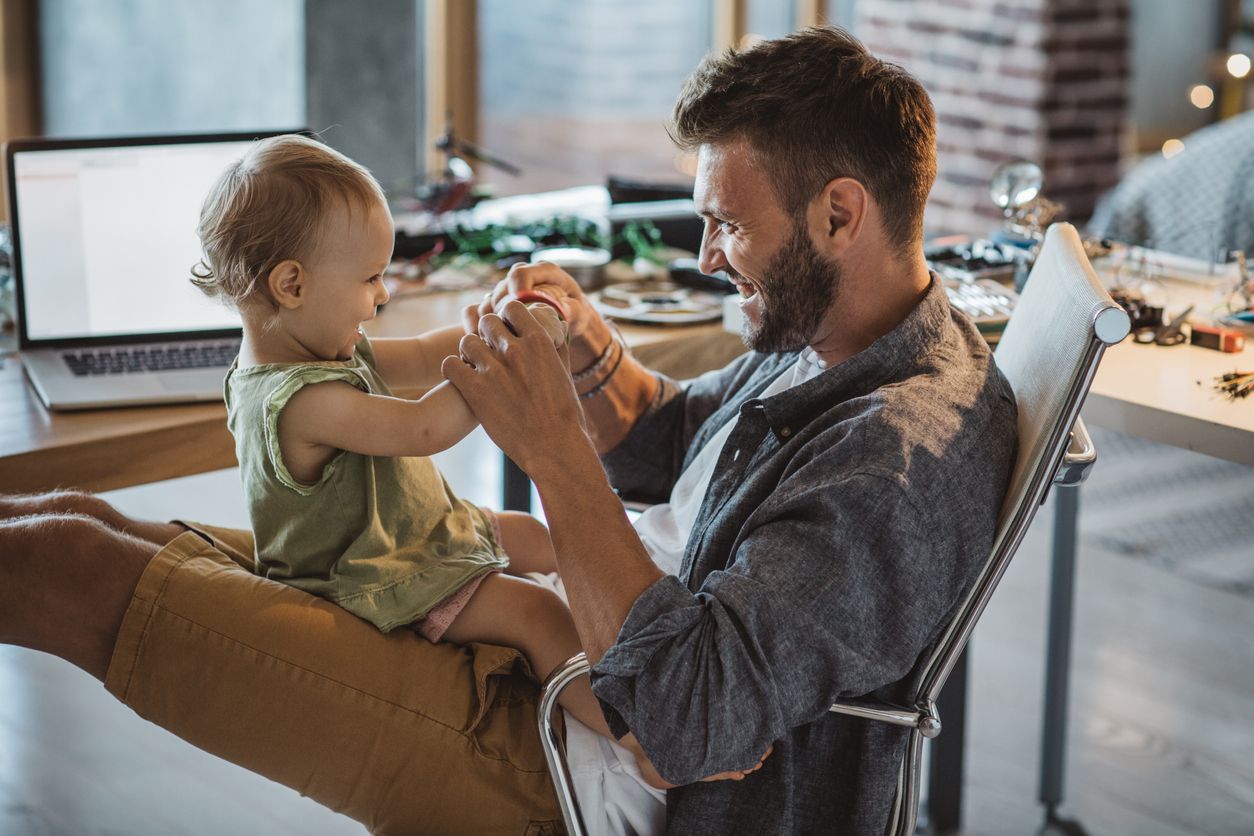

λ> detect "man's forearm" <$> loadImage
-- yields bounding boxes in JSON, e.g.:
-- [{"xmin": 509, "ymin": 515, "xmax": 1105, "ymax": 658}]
[
  {"xmin": 569, "ymin": 324, "xmax": 659, "ymax": 453},
  {"xmin": 531, "ymin": 442, "xmax": 664, "ymax": 663}
]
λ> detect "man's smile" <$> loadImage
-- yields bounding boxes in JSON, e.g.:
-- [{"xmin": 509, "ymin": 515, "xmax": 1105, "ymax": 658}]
[{"xmin": 725, "ymin": 270, "xmax": 759, "ymax": 299}]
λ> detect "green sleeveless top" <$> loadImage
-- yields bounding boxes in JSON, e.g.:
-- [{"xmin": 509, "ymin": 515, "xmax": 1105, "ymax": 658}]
[{"xmin": 224, "ymin": 337, "xmax": 507, "ymax": 633}]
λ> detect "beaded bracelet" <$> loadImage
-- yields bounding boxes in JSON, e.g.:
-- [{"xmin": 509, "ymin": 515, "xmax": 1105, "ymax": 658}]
[
  {"xmin": 571, "ymin": 323, "xmax": 624, "ymax": 383},
  {"xmin": 577, "ymin": 335, "xmax": 627, "ymax": 400}
]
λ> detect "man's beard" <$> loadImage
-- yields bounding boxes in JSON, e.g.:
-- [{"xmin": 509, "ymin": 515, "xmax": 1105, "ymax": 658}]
[{"xmin": 732, "ymin": 222, "xmax": 842, "ymax": 353}]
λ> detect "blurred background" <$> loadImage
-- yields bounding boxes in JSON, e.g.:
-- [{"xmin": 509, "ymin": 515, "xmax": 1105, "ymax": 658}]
[
  {"xmin": 2, "ymin": 0, "xmax": 1251, "ymax": 240},
  {"xmin": 0, "ymin": 4, "xmax": 1252, "ymax": 835}
]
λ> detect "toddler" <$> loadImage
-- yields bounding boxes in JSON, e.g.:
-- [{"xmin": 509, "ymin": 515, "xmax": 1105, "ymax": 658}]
[{"xmin": 191, "ymin": 134, "xmax": 672, "ymax": 785}]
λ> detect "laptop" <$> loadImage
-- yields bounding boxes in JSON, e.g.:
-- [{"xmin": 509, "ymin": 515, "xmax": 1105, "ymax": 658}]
[{"xmin": 6, "ymin": 129, "xmax": 303, "ymax": 410}]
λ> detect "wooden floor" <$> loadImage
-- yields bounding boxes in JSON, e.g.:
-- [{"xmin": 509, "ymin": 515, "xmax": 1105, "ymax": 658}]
[{"xmin": 1, "ymin": 428, "xmax": 1251, "ymax": 834}]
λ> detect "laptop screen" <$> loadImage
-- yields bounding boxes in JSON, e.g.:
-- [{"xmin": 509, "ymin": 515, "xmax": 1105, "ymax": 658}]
[{"xmin": 10, "ymin": 137, "xmax": 265, "ymax": 345}]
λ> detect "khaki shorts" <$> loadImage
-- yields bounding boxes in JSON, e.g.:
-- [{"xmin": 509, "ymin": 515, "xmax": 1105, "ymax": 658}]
[{"xmin": 103, "ymin": 523, "xmax": 564, "ymax": 836}]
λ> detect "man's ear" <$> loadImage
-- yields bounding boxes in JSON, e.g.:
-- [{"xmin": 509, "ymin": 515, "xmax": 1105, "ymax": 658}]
[
  {"xmin": 811, "ymin": 177, "xmax": 868, "ymax": 257},
  {"xmin": 267, "ymin": 260, "xmax": 305, "ymax": 309}
]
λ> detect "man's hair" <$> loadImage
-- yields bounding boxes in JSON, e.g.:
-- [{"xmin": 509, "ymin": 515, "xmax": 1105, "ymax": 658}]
[
  {"xmin": 191, "ymin": 133, "xmax": 386, "ymax": 309},
  {"xmin": 670, "ymin": 26, "xmax": 936, "ymax": 250}
]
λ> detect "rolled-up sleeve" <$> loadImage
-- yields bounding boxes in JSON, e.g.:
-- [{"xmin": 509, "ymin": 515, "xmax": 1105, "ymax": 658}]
[
  {"xmin": 603, "ymin": 353, "xmax": 775, "ymax": 503},
  {"xmin": 590, "ymin": 470, "xmax": 949, "ymax": 785},
  {"xmin": 599, "ymin": 374, "xmax": 686, "ymax": 503}
]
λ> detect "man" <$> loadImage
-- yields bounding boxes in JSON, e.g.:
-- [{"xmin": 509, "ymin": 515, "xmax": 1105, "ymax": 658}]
[{"xmin": 0, "ymin": 26, "xmax": 1015, "ymax": 835}]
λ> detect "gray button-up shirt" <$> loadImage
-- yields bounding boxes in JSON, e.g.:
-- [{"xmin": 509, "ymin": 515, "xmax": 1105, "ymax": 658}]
[{"xmin": 591, "ymin": 277, "xmax": 1017, "ymax": 834}]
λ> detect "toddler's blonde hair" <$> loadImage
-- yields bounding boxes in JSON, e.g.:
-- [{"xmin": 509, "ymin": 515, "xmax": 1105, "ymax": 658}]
[{"xmin": 191, "ymin": 133, "xmax": 387, "ymax": 309}]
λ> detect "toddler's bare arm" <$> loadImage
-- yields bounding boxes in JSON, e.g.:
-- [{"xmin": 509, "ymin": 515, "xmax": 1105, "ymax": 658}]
[
  {"xmin": 276, "ymin": 379, "xmax": 478, "ymax": 482},
  {"xmin": 370, "ymin": 324, "xmax": 467, "ymax": 391}
]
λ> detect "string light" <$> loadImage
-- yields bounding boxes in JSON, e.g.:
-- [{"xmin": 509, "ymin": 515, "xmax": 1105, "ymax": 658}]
[
  {"xmin": 1162, "ymin": 138, "xmax": 1186, "ymax": 159},
  {"xmin": 1189, "ymin": 84, "xmax": 1215, "ymax": 108},
  {"xmin": 1228, "ymin": 53, "xmax": 1252, "ymax": 79}
]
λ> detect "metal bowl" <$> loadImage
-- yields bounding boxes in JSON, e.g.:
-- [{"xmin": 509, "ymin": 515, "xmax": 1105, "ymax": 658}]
[{"xmin": 530, "ymin": 246, "xmax": 611, "ymax": 291}]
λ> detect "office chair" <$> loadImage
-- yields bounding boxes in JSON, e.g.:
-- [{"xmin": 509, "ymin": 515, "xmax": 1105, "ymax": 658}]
[{"xmin": 537, "ymin": 222, "xmax": 1131, "ymax": 836}]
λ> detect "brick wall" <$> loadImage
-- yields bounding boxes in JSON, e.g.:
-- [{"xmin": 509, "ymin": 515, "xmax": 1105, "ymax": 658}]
[{"xmin": 856, "ymin": 0, "xmax": 1131, "ymax": 236}]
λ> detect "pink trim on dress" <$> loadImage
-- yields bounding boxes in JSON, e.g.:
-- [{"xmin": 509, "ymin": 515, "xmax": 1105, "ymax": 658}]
[
  {"xmin": 413, "ymin": 570, "xmax": 497, "ymax": 642},
  {"xmin": 413, "ymin": 509, "xmax": 505, "ymax": 642}
]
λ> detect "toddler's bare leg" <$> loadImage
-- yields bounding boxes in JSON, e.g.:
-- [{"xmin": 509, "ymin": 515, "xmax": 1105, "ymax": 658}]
[
  {"xmin": 439, "ymin": 574, "xmax": 613, "ymax": 732},
  {"xmin": 493, "ymin": 511, "xmax": 557, "ymax": 575},
  {"xmin": 0, "ymin": 490, "xmax": 183, "ymax": 546}
]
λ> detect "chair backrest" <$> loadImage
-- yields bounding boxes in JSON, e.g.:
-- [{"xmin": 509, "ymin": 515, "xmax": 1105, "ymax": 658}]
[{"xmin": 914, "ymin": 222, "xmax": 1130, "ymax": 703}]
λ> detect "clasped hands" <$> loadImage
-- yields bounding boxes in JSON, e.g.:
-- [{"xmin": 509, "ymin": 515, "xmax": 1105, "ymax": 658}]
[
  {"xmin": 441, "ymin": 262, "xmax": 598, "ymax": 482},
  {"xmin": 444, "ymin": 261, "xmax": 777, "ymax": 785}
]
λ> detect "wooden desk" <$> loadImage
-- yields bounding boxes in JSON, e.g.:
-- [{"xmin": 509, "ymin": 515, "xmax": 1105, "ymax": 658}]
[
  {"xmin": 1085, "ymin": 333, "xmax": 1254, "ymax": 467},
  {"xmin": 0, "ymin": 289, "xmax": 746, "ymax": 494}
]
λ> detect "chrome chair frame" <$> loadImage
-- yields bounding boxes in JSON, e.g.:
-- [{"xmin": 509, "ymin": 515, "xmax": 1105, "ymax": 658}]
[{"xmin": 537, "ymin": 223, "xmax": 1130, "ymax": 836}]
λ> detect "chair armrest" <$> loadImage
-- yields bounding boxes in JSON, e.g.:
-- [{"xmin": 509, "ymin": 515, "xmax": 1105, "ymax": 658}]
[
  {"xmin": 538, "ymin": 653, "xmax": 592, "ymax": 836},
  {"xmin": 1053, "ymin": 416, "xmax": 1097, "ymax": 487},
  {"xmin": 828, "ymin": 698, "xmax": 942, "ymax": 739}
]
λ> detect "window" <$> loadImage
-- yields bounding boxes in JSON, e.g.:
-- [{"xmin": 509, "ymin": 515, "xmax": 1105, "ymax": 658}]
[
  {"xmin": 475, "ymin": 0, "xmax": 714, "ymax": 197},
  {"xmin": 39, "ymin": 0, "xmax": 304, "ymax": 137}
]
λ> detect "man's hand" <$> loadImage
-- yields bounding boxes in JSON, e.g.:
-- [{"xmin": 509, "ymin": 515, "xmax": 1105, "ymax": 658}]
[
  {"xmin": 479, "ymin": 261, "xmax": 615, "ymax": 373},
  {"xmin": 461, "ymin": 302, "xmax": 482, "ymax": 338},
  {"xmin": 443, "ymin": 300, "xmax": 589, "ymax": 481},
  {"xmin": 636, "ymin": 742, "xmax": 775, "ymax": 789},
  {"xmin": 699, "ymin": 745, "xmax": 774, "ymax": 784}
]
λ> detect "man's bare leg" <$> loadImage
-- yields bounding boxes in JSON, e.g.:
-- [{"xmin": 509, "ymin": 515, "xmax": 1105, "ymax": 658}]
[
  {"xmin": 0, "ymin": 512, "xmax": 156, "ymax": 681},
  {"xmin": 0, "ymin": 490, "xmax": 184, "ymax": 546}
]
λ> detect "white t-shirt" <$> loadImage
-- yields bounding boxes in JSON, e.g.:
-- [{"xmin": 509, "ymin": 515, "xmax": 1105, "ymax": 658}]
[{"xmin": 537, "ymin": 349, "xmax": 829, "ymax": 836}]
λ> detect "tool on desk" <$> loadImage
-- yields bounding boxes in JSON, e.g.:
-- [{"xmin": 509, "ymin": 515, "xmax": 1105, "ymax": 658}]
[
  {"xmin": 1108, "ymin": 286, "xmax": 1163, "ymax": 332},
  {"xmin": 1191, "ymin": 323, "xmax": 1246, "ymax": 353},
  {"xmin": 1212, "ymin": 370, "xmax": 1254, "ymax": 400},
  {"xmin": 941, "ymin": 277, "xmax": 1019, "ymax": 339},
  {"xmin": 1133, "ymin": 304, "xmax": 1193, "ymax": 346},
  {"xmin": 1214, "ymin": 249, "xmax": 1254, "ymax": 328},
  {"xmin": 5, "ymin": 130, "xmax": 304, "ymax": 410},
  {"xmin": 926, "ymin": 238, "xmax": 1022, "ymax": 285}
]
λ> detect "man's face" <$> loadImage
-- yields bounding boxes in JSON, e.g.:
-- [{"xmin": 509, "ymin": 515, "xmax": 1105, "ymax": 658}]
[{"xmin": 694, "ymin": 141, "xmax": 841, "ymax": 353}]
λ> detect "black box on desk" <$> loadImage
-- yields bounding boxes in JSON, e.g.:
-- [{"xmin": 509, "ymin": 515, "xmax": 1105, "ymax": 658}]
[{"xmin": 607, "ymin": 199, "xmax": 702, "ymax": 261}]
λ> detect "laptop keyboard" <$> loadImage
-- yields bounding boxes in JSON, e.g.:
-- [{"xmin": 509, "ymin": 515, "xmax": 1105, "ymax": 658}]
[{"xmin": 61, "ymin": 341, "xmax": 241, "ymax": 377}]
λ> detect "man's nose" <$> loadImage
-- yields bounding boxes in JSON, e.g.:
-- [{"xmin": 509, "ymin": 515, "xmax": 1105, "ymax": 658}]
[{"xmin": 697, "ymin": 223, "xmax": 728, "ymax": 276}]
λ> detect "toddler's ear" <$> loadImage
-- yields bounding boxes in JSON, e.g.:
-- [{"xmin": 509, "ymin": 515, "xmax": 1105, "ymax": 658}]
[{"xmin": 267, "ymin": 260, "xmax": 305, "ymax": 309}]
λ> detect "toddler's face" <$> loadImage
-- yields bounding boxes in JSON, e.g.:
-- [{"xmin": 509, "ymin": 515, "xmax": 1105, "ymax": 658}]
[{"xmin": 296, "ymin": 199, "xmax": 394, "ymax": 361}]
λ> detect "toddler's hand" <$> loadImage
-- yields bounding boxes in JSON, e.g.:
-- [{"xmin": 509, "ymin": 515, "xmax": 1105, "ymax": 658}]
[
  {"xmin": 526, "ymin": 303, "xmax": 570, "ymax": 349},
  {"xmin": 493, "ymin": 291, "xmax": 569, "ymax": 349},
  {"xmin": 480, "ymin": 262, "xmax": 597, "ymax": 343}
]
